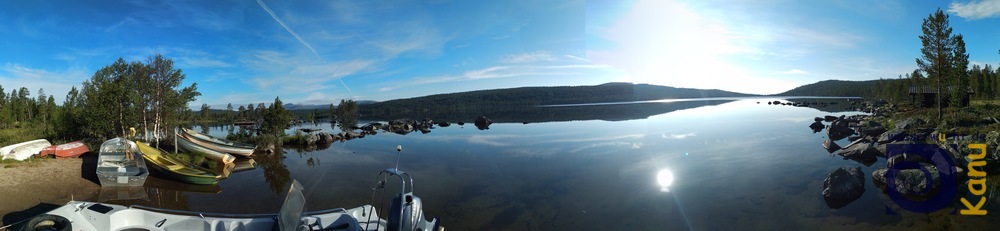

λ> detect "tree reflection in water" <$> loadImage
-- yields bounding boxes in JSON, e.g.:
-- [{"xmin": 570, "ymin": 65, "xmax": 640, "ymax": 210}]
[{"xmin": 255, "ymin": 144, "xmax": 291, "ymax": 193}]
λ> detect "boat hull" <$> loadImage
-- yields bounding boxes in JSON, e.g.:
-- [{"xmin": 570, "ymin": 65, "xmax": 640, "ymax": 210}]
[
  {"xmin": 137, "ymin": 141, "xmax": 221, "ymax": 185},
  {"xmin": 97, "ymin": 138, "xmax": 149, "ymax": 187},
  {"xmin": 39, "ymin": 141, "xmax": 90, "ymax": 159},
  {"xmin": 21, "ymin": 201, "xmax": 392, "ymax": 231},
  {"xmin": 182, "ymin": 128, "xmax": 256, "ymax": 156},
  {"xmin": 175, "ymin": 134, "xmax": 236, "ymax": 164},
  {"xmin": 1, "ymin": 139, "xmax": 52, "ymax": 161}
]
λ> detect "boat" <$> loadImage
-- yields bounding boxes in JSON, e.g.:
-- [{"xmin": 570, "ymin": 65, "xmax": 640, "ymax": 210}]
[
  {"xmin": 39, "ymin": 141, "xmax": 90, "ymax": 159},
  {"xmin": 96, "ymin": 138, "xmax": 148, "ymax": 187},
  {"xmin": 175, "ymin": 133, "xmax": 236, "ymax": 165},
  {"xmin": 0, "ymin": 139, "xmax": 52, "ymax": 161},
  {"xmin": 181, "ymin": 128, "xmax": 256, "ymax": 157},
  {"xmin": 136, "ymin": 141, "xmax": 222, "ymax": 185},
  {"xmin": 21, "ymin": 157, "xmax": 442, "ymax": 231}
]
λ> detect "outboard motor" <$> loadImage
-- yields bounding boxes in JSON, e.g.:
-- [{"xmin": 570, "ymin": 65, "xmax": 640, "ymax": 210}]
[
  {"xmin": 388, "ymin": 193, "xmax": 427, "ymax": 231},
  {"xmin": 366, "ymin": 145, "xmax": 440, "ymax": 231}
]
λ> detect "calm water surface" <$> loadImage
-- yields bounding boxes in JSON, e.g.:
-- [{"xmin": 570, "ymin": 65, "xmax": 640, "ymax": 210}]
[{"xmin": 113, "ymin": 98, "xmax": 999, "ymax": 230}]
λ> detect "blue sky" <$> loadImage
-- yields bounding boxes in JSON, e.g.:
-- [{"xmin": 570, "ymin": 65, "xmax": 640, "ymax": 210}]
[{"xmin": 1, "ymin": 0, "xmax": 999, "ymax": 108}]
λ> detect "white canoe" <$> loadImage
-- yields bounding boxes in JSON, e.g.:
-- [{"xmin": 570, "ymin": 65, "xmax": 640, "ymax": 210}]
[
  {"xmin": 175, "ymin": 133, "xmax": 236, "ymax": 164},
  {"xmin": 0, "ymin": 139, "xmax": 52, "ymax": 161}
]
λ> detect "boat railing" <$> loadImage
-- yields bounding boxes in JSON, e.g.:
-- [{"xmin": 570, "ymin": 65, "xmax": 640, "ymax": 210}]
[
  {"xmin": 366, "ymin": 167, "xmax": 415, "ymax": 231},
  {"xmin": 128, "ymin": 204, "xmax": 348, "ymax": 219}
]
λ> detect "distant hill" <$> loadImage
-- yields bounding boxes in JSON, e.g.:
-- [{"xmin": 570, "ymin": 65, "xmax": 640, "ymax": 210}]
[
  {"xmin": 776, "ymin": 80, "xmax": 881, "ymax": 97},
  {"xmin": 359, "ymin": 82, "xmax": 755, "ymax": 120}
]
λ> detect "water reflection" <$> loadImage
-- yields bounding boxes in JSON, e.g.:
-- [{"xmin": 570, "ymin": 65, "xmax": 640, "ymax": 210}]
[
  {"xmin": 255, "ymin": 148, "xmax": 291, "ymax": 193},
  {"xmin": 656, "ymin": 169, "xmax": 674, "ymax": 192}
]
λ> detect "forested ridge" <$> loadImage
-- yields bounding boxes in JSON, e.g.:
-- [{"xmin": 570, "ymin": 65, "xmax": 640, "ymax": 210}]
[{"xmin": 358, "ymin": 82, "xmax": 755, "ymax": 119}]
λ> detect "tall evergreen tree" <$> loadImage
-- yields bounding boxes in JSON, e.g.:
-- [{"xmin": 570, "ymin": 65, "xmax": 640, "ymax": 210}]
[
  {"xmin": 951, "ymin": 34, "xmax": 969, "ymax": 107},
  {"xmin": 916, "ymin": 8, "xmax": 955, "ymax": 120}
]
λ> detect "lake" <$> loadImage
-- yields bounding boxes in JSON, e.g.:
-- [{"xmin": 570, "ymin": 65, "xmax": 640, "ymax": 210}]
[{"xmin": 111, "ymin": 98, "xmax": 999, "ymax": 230}]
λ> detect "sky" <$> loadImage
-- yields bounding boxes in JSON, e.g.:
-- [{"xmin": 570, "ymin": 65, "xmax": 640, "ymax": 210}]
[{"xmin": 1, "ymin": 0, "xmax": 999, "ymax": 108}]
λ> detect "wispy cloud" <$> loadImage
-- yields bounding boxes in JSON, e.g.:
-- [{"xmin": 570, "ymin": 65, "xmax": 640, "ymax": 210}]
[
  {"xmin": 378, "ymin": 64, "xmax": 611, "ymax": 91},
  {"xmin": 780, "ymin": 69, "xmax": 810, "ymax": 75},
  {"xmin": 949, "ymin": 0, "xmax": 1000, "ymax": 20},
  {"xmin": 242, "ymin": 50, "xmax": 373, "ymax": 93},
  {"xmin": 257, "ymin": 0, "xmax": 321, "ymax": 59},
  {"xmin": 0, "ymin": 63, "xmax": 88, "ymax": 103},
  {"xmin": 661, "ymin": 133, "xmax": 696, "ymax": 139},
  {"xmin": 502, "ymin": 51, "xmax": 558, "ymax": 63}
]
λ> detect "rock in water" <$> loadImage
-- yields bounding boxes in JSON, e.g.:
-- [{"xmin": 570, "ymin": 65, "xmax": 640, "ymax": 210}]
[
  {"xmin": 871, "ymin": 165, "xmax": 941, "ymax": 202},
  {"xmin": 823, "ymin": 167, "xmax": 865, "ymax": 209},
  {"xmin": 305, "ymin": 133, "xmax": 320, "ymax": 145},
  {"xmin": 809, "ymin": 121, "xmax": 825, "ymax": 133},
  {"xmin": 475, "ymin": 115, "xmax": 492, "ymax": 125},
  {"xmin": 823, "ymin": 139, "xmax": 840, "ymax": 153},
  {"xmin": 837, "ymin": 142, "xmax": 878, "ymax": 166}
]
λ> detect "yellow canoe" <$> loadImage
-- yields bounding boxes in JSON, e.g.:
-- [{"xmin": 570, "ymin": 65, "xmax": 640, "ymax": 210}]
[{"xmin": 136, "ymin": 142, "xmax": 221, "ymax": 185}]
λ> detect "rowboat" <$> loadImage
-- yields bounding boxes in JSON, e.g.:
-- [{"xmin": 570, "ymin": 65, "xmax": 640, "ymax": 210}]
[
  {"xmin": 137, "ymin": 141, "xmax": 222, "ymax": 185},
  {"xmin": 22, "ymin": 170, "xmax": 441, "ymax": 231},
  {"xmin": 1, "ymin": 139, "xmax": 52, "ymax": 161},
  {"xmin": 39, "ymin": 141, "xmax": 89, "ymax": 159},
  {"xmin": 96, "ymin": 138, "xmax": 148, "ymax": 187},
  {"xmin": 181, "ymin": 128, "xmax": 256, "ymax": 157},
  {"xmin": 175, "ymin": 133, "xmax": 236, "ymax": 164}
]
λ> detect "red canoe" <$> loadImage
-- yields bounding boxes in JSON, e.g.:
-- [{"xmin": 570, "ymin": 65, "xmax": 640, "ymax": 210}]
[{"xmin": 39, "ymin": 141, "xmax": 90, "ymax": 159}]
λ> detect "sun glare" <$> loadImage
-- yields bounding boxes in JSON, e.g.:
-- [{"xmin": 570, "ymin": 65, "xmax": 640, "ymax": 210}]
[
  {"xmin": 591, "ymin": 0, "xmax": 795, "ymax": 94},
  {"xmin": 657, "ymin": 168, "xmax": 674, "ymax": 192}
]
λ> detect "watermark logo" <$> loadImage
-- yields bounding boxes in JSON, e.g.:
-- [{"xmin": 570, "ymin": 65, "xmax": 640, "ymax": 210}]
[{"xmin": 884, "ymin": 142, "xmax": 988, "ymax": 215}]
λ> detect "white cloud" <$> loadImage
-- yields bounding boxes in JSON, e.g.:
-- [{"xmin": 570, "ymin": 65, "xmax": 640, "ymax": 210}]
[
  {"xmin": 949, "ymin": 0, "xmax": 1000, "ymax": 20},
  {"xmin": 780, "ymin": 69, "xmax": 810, "ymax": 75},
  {"xmin": 662, "ymin": 133, "xmax": 696, "ymax": 139},
  {"xmin": 242, "ymin": 50, "xmax": 373, "ymax": 93},
  {"xmin": 0, "ymin": 63, "xmax": 89, "ymax": 104}
]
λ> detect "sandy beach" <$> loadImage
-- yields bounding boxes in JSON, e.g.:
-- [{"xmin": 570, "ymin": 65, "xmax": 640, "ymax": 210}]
[{"xmin": 0, "ymin": 155, "xmax": 101, "ymax": 228}]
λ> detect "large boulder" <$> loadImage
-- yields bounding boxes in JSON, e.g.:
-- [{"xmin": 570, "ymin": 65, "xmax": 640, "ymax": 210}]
[
  {"xmin": 474, "ymin": 115, "xmax": 493, "ymax": 126},
  {"xmin": 894, "ymin": 118, "xmax": 925, "ymax": 130},
  {"xmin": 828, "ymin": 119, "xmax": 855, "ymax": 141},
  {"xmin": 837, "ymin": 142, "xmax": 878, "ymax": 166},
  {"xmin": 317, "ymin": 132, "xmax": 334, "ymax": 143},
  {"xmin": 872, "ymin": 165, "xmax": 941, "ymax": 202},
  {"xmin": 305, "ymin": 133, "xmax": 320, "ymax": 145},
  {"xmin": 824, "ymin": 115, "xmax": 838, "ymax": 122},
  {"xmin": 877, "ymin": 128, "xmax": 907, "ymax": 144},
  {"xmin": 823, "ymin": 167, "xmax": 866, "ymax": 209},
  {"xmin": 823, "ymin": 139, "xmax": 841, "ymax": 153}
]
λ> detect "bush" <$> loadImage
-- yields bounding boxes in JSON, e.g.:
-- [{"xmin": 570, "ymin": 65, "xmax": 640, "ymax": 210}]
[{"xmin": 191, "ymin": 152, "xmax": 206, "ymax": 166}]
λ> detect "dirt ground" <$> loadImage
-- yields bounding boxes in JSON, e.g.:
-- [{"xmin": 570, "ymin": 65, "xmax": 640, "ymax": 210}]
[{"xmin": 0, "ymin": 154, "xmax": 101, "ymax": 228}]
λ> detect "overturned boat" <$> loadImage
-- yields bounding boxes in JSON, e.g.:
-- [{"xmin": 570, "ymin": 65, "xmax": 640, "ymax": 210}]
[
  {"xmin": 39, "ymin": 140, "xmax": 90, "ymax": 159},
  {"xmin": 21, "ymin": 146, "xmax": 441, "ymax": 231},
  {"xmin": 1, "ymin": 139, "xmax": 51, "ymax": 161}
]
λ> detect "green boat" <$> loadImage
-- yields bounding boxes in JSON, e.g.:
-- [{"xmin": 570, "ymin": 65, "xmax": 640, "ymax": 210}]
[{"xmin": 136, "ymin": 141, "xmax": 221, "ymax": 185}]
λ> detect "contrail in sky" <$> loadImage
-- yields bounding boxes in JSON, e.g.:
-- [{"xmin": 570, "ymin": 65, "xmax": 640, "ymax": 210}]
[
  {"xmin": 257, "ymin": 0, "xmax": 352, "ymax": 92},
  {"xmin": 256, "ymin": 0, "xmax": 320, "ymax": 59}
]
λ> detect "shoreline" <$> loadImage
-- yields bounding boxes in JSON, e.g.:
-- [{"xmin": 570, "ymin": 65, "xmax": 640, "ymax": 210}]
[{"xmin": 0, "ymin": 156, "xmax": 101, "ymax": 227}]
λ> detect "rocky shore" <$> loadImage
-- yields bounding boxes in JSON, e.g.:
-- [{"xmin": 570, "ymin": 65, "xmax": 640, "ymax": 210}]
[{"xmin": 804, "ymin": 100, "xmax": 1000, "ymax": 210}]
